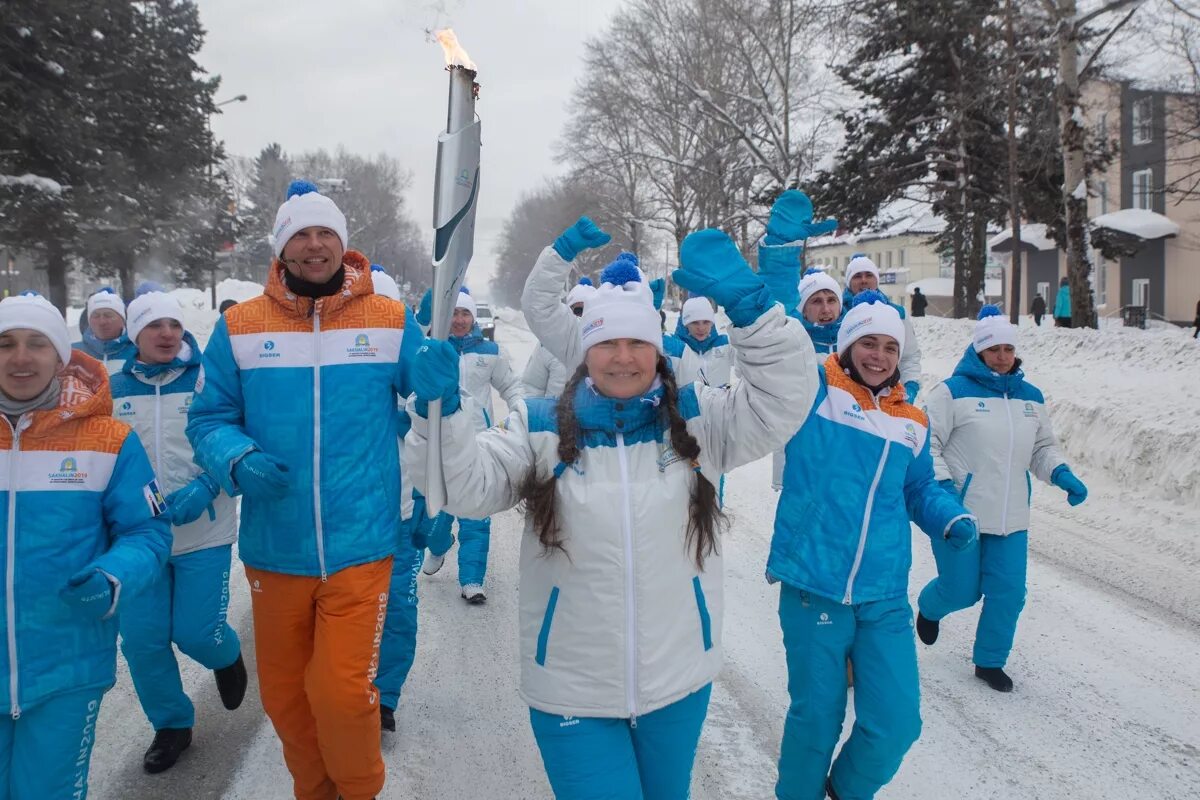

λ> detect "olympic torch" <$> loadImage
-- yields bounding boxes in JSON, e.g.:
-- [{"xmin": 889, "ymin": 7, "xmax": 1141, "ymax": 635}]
[{"xmin": 426, "ymin": 29, "xmax": 481, "ymax": 514}]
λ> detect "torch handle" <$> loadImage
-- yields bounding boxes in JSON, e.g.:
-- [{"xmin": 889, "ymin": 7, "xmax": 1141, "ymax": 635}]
[{"xmin": 425, "ymin": 399, "xmax": 448, "ymax": 514}]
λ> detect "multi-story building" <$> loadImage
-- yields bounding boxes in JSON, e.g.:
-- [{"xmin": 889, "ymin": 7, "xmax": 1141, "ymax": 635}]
[{"xmin": 997, "ymin": 79, "xmax": 1200, "ymax": 326}]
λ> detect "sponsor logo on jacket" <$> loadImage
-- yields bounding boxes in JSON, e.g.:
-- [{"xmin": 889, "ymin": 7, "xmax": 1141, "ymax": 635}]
[
  {"xmin": 49, "ymin": 457, "xmax": 88, "ymax": 485},
  {"xmin": 346, "ymin": 333, "xmax": 379, "ymax": 358},
  {"xmin": 843, "ymin": 402, "xmax": 866, "ymax": 422},
  {"xmin": 1023, "ymin": 401, "xmax": 1036, "ymax": 418},
  {"xmin": 903, "ymin": 422, "xmax": 919, "ymax": 449},
  {"xmin": 117, "ymin": 401, "xmax": 135, "ymax": 419},
  {"xmin": 259, "ymin": 340, "xmax": 280, "ymax": 359},
  {"xmin": 975, "ymin": 400, "xmax": 990, "ymax": 413}
]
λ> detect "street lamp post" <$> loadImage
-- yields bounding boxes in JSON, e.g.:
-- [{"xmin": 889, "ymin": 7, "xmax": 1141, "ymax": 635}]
[{"xmin": 207, "ymin": 94, "xmax": 247, "ymax": 307}]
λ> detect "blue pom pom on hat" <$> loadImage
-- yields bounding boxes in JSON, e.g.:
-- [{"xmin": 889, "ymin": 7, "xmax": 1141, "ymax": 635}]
[
  {"xmin": 286, "ymin": 179, "xmax": 321, "ymax": 199},
  {"xmin": 578, "ymin": 276, "xmax": 594, "ymax": 287},
  {"xmin": 851, "ymin": 288, "xmax": 891, "ymax": 308},
  {"xmin": 977, "ymin": 304, "xmax": 1003, "ymax": 320}
]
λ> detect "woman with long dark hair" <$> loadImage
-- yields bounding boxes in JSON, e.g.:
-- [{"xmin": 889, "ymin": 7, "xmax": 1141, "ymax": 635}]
[{"xmin": 407, "ymin": 222, "xmax": 815, "ymax": 799}]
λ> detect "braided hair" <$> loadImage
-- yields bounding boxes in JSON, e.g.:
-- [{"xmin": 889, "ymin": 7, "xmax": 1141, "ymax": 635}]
[{"xmin": 518, "ymin": 355, "xmax": 726, "ymax": 569}]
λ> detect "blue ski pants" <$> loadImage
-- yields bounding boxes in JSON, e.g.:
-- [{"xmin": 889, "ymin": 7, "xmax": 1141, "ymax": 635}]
[
  {"xmin": 376, "ymin": 528, "xmax": 423, "ymax": 711},
  {"xmin": 776, "ymin": 585, "xmax": 921, "ymax": 800},
  {"xmin": 0, "ymin": 685, "xmax": 106, "ymax": 800},
  {"xmin": 119, "ymin": 544, "xmax": 241, "ymax": 730},
  {"xmin": 918, "ymin": 531, "xmax": 1029, "ymax": 668},
  {"xmin": 530, "ymin": 683, "xmax": 711, "ymax": 800},
  {"xmin": 427, "ymin": 513, "xmax": 491, "ymax": 587}
]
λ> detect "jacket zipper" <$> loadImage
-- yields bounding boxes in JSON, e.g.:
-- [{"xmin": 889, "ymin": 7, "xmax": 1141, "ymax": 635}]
[
  {"xmin": 1001, "ymin": 392, "xmax": 1014, "ymax": 533},
  {"xmin": 153, "ymin": 383, "xmax": 163, "ymax": 479},
  {"xmin": 5, "ymin": 417, "xmax": 29, "ymax": 719},
  {"xmin": 844, "ymin": 438, "xmax": 890, "ymax": 605},
  {"xmin": 615, "ymin": 432, "xmax": 638, "ymax": 726},
  {"xmin": 313, "ymin": 309, "xmax": 327, "ymax": 581}
]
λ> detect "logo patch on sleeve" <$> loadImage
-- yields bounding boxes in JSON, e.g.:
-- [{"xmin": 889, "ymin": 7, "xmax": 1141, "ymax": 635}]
[{"xmin": 144, "ymin": 480, "xmax": 167, "ymax": 517}]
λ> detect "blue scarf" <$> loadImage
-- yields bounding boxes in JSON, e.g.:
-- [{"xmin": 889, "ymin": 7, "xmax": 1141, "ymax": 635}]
[
  {"xmin": 125, "ymin": 333, "xmax": 201, "ymax": 379},
  {"xmin": 449, "ymin": 324, "xmax": 485, "ymax": 354},
  {"xmin": 82, "ymin": 328, "xmax": 132, "ymax": 358},
  {"xmin": 673, "ymin": 318, "xmax": 727, "ymax": 355}
]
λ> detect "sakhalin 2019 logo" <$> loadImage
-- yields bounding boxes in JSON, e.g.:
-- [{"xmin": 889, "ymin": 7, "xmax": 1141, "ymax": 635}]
[
  {"xmin": 49, "ymin": 456, "xmax": 88, "ymax": 485},
  {"xmin": 346, "ymin": 333, "xmax": 379, "ymax": 359}
]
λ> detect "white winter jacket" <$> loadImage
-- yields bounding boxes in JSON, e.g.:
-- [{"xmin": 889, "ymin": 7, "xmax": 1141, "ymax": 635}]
[
  {"xmin": 522, "ymin": 343, "xmax": 570, "ymax": 398},
  {"xmin": 110, "ymin": 339, "xmax": 237, "ymax": 556},
  {"xmin": 521, "ymin": 247, "xmax": 590, "ymax": 374},
  {"xmin": 406, "ymin": 304, "xmax": 815, "ymax": 719},
  {"xmin": 450, "ymin": 327, "xmax": 524, "ymax": 432},
  {"xmin": 924, "ymin": 346, "xmax": 1067, "ymax": 536}
]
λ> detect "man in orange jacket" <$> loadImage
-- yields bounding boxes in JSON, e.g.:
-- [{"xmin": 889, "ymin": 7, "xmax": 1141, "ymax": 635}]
[{"xmin": 187, "ymin": 181, "xmax": 421, "ymax": 800}]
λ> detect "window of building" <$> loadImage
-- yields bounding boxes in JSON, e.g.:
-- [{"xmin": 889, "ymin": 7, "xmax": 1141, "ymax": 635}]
[
  {"xmin": 1132, "ymin": 97, "xmax": 1153, "ymax": 145},
  {"xmin": 1132, "ymin": 277, "xmax": 1149, "ymax": 308},
  {"xmin": 899, "ymin": 248, "xmax": 906, "ymax": 268},
  {"xmin": 1132, "ymin": 169, "xmax": 1153, "ymax": 210},
  {"xmin": 1099, "ymin": 179, "xmax": 1109, "ymax": 215},
  {"xmin": 886, "ymin": 251, "xmax": 893, "ymax": 269},
  {"xmin": 1097, "ymin": 257, "xmax": 1107, "ymax": 307},
  {"xmin": 1097, "ymin": 111, "xmax": 1108, "ymax": 142}
]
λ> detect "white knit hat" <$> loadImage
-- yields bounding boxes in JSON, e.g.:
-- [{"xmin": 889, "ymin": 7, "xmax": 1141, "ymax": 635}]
[
  {"xmin": 0, "ymin": 293, "xmax": 72, "ymax": 365},
  {"xmin": 681, "ymin": 297, "xmax": 716, "ymax": 326},
  {"xmin": 453, "ymin": 288, "xmax": 477, "ymax": 320},
  {"xmin": 370, "ymin": 267, "xmax": 401, "ymax": 301},
  {"xmin": 973, "ymin": 305, "xmax": 1017, "ymax": 353},
  {"xmin": 844, "ymin": 255, "xmax": 880, "ymax": 288},
  {"xmin": 580, "ymin": 255, "xmax": 663, "ymax": 354},
  {"xmin": 271, "ymin": 180, "xmax": 349, "ymax": 258},
  {"xmin": 837, "ymin": 290, "xmax": 905, "ymax": 357},
  {"xmin": 566, "ymin": 280, "xmax": 597, "ymax": 308},
  {"xmin": 799, "ymin": 269, "xmax": 842, "ymax": 313},
  {"xmin": 86, "ymin": 289, "xmax": 126, "ymax": 322},
  {"xmin": 126, "ymin": 291, "xmax": 184, "ymax": 345}
]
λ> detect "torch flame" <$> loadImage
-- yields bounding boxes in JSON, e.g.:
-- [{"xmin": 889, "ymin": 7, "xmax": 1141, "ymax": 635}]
[{"xmin": 435, "ymin": 29, "xmax": 477, "ymax": 72}]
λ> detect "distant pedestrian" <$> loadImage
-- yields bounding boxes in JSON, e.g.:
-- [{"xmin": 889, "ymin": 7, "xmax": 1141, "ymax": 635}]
[
  {"xmin": 1053, "ymin": 277, "xmax": 1072, "ymax": 328},
  {"xmin": 1030, "ymin": 293, "xmax": 1047, "ymax": 327},
  {"xmin": 910, "ymin": 287, "xmax": 928, "ymax": 317},
  {"xmin": 1192, "ymin": 298, "xmax": 1199, "ymax": 338}
]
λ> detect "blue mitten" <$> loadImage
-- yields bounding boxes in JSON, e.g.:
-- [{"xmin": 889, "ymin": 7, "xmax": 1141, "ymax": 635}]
[
  {"xmin": 59, "ymin": 570, "xmax": 114, "ymax": 620},
  {"xmin": 412, "ymin": 339, "xmax": 462, "ymax": 417},
  {"xmin": 939, "ymin": 479, "xmax": 956, "ymax": 494},
  {"xmin": 166, "ymin": 474, "xmax": 219, "ymax": 525},
  {"xmin": 649, "ymin": 278, "xmax": 666, "ymax": 311},
  {"xmin": 553, "ymin": 216, "xmax": 611, "ymax": 262},
  {"xmin": 904, "ymin": 381, "xmax": 920, "ymax": 404},
  {"xmin": 233, "ymin": 451, "xmax": 291, "ymax": 501},
  {"xmin": 945, "ymin": 517, "xmax": 978, "ymax": 552},
  {"xmin": 416, "ymin": 288, "xmax": 433, "ymax": 328},
  {"xmin": 674, "ymin": 229, "xmax": 770, "ymax": 327},
  {"xmin": 765, "ymin": 190, "xmax": 839, "ymax": 245},
  {"xmin": 1051, "ymin": 465, "xmax": 1088, "ymax": 506}
]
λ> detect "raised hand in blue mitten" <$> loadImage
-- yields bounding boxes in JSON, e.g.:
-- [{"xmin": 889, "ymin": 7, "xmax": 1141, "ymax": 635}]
[
  {"xmin": 412, "ymin": 339, "xmax": 462, "ymax": 417},
  {"xmin": 60, "ymin": 569, "xmax": 114, "ymax": 620},
  {"xmin": 553, "ymin": 216, "xmax": 611, "ymax": 262},
  {"xmin": 765, "ymin": 190, "xmax": 839, "ymax": 245},
  {"xmin": 233, "ymin": 451, "xmax": 291, "ymax": 501},
  {"xmin": 904, "ymin": 381, "xmax": 920, "ymax": 404},
  {"xmin": 674, "ymin": 229, "xmax": 769, "ymax": 327},
  {"xmin": 648, "ymin": 278, "xmax": 666, "ymax": 311},
  {"xmin": 416, "ymin": 288, "xmax": 433, "ymax": 328},
  {"xmin": 1051, "ymin": 466, "xmax": 1088, "ymax": 506},
  {"xmin": 166, "ymin": 474, "xmax": 219, "ymax": 525},
  {"xmin": 945, "ymin": 517, "xmax": 978, "ymax": 552}
]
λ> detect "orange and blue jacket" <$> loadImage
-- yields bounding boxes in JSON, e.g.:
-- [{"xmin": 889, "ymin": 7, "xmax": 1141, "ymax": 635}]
[
  {"xmin": 186, "ymin": 251, "xmax": 421, "ymax": 578},
  {"xmin": 1, "ymin": 352, "xmax": 171, "ymax": 716}
]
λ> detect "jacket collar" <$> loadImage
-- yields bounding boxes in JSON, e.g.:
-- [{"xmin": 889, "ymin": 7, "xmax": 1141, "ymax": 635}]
[
  {"xmin": 449, "ymin": 324, "xmax": 485, "ymax": 353},
  {"xmin": 21, "ymin": 351, "xmax": 112, "ymax": 436},
  {"xmin": 823, "ymin": 352, "xmax": 908, "ymax": 413},
  {"xmin": 264, "ymin": 250, "xmax": 374, "ymax": 319},
  {"xmin": 125, "ymin": 331, "xmax": 201, "ymax": 382},
  {"xmin": 952, "ymin": 344, "xmax": 1026, "ymax": 394},
  {"xmin": 673, "ymin": 318, "xmax": 727, "ymax": 354},
  {"xmin": 572, "ymin": 377, "xmax": 664, "ymax": 436}
]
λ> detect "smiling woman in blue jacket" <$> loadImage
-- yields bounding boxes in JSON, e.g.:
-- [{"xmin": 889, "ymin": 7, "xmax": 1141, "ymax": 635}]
[
  {"xmin": 0, "ymin": 293, "xmax": 171, "ymax": 799},
  {"xmin": 110, "ymin": 292, "xmax": 247, "ymax": 774},
  {"xmin": 769, "ymin": 290, "xmax": 976, "ymax": 800},
  {"xmin": 916, "ymin": 306, "xmax": 1088, "ymax": 693},
  {"xmin": 408, "ymin": 222, "xmax": 815, "ymax": 800}
]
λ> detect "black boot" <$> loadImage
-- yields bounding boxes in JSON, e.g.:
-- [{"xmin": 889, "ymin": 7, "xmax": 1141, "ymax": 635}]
[
  {"xmin": 380, "ymin": 704, "xmax": 396, "ymax": 733},
  {"xmin": 975, "ymin": 665, "xmax": 1014, "ymax": 692},
  {"xmin": 916, "ymin": 613, "xmax": 939, "ymax": 645},
  {"xmin": 215, "ymin": 653, "xmax": 248, "ymax": 710},
  {"xmin": 143, "ymin": 727, "xmax": 192, "ymax": 774},
  {"xmin": 825, "ymin": 775, "xmax": 841, "ymax": 800}
]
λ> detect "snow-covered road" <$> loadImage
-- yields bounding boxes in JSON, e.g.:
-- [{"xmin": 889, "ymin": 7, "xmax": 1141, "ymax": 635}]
[{"xmin": 84, "ymin": 309, "xmax": 1200, "ymax": 799}]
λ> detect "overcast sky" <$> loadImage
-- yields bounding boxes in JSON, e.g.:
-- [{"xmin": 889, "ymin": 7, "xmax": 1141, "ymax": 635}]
[{"xmin": 196, "ymin": 0, "xmax": 625, "ymax": 297}]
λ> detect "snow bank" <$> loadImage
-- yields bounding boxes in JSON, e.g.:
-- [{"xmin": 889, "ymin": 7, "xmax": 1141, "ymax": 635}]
[
  {"xmin": 916, "ymin": 316, "xmax": 1200, "ymax": 505},
  {"xmin": 0, "ymin": 173, "xmax": 63, "ymax": 194}
]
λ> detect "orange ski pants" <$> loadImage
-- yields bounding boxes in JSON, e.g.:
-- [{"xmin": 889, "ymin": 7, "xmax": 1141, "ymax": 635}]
[{"xmin": 246, "ymin": 558, "xmax": 392, "ymax": 800}]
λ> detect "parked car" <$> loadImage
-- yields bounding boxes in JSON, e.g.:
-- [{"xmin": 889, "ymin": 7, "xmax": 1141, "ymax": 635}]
[{"xmin": 475, "ymin": 301, "xmax": 496, "ymax": 340}]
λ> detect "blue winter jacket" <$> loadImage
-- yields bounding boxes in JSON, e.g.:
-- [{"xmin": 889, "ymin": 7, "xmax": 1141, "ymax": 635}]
[
  {"xmin": 1054, "ymin": 284, "xmax": 1071, "ymax": 318},
  {"xmin": 186, "ymin": 253, "xmax": 423, "ymax": 578},
  {"xmin": 1, "ymin": 353, "xmax": 171, "ymax": 716},
  {"xmin": 768, "ymin": 353, "xmax": 972, "ymax": 604},
  {"xmin": 73, "ymin": 330, "xmax": 138, "ymax": 376}
]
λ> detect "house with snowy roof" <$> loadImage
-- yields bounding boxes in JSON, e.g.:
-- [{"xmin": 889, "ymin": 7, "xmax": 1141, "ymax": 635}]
[
  {"xmin": 806, "ymin": 197, "xmax": 1004, "ymax": 315},
  {"xmin": 993, "ymin": 79, "xmax": 1200, "ymax": 327}
]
